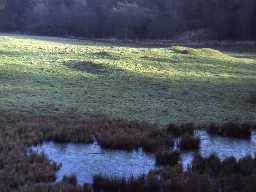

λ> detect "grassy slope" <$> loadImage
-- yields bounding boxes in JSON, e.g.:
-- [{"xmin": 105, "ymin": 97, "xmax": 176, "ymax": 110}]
[{"xmin": 0, "ymin": 34, "xmax": 255, "ymax": 125}]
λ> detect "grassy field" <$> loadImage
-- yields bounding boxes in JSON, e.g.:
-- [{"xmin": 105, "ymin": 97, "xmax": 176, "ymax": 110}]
[{"xmin": 0, "ymin": 34, "xmax": 255, "ymax": 125}]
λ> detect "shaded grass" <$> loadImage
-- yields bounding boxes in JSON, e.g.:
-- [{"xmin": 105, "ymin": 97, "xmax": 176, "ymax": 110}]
[
  {"xmin": 0, "ymin": 34, "xmax": 256, "ymax": 124},
  {"xmin": 247, "ymin": 90, "xmax": 256, "ymax": 104}
]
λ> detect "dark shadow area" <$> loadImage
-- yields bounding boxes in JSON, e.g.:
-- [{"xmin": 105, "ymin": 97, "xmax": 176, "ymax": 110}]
[
  {"xmin": 65, "ymin": 61, "xmax": 107, "ymax": 74},
  {"xmin": 63, "ymin": 60, "xmax": 126, "ymax": 76}
]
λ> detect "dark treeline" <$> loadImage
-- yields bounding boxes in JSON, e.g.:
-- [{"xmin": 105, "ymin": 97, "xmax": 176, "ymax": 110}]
[{"xmin": 0, "ymin": 0, "xmax": 256, "ymax": 40}]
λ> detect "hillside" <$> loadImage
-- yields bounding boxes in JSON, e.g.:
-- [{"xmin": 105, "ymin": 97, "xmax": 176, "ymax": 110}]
[{"xmin": 0, "ymin": 34, "xmax": 256, "ymax": 125}]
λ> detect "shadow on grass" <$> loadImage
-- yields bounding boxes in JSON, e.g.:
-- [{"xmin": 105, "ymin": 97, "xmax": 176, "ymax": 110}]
[
  {"xmin": 63, "ymin": 60, "xmax": 126, "ymax": 76},
  {"xmin": 65, "ymin": 61, "xmax": 107, "ymax": 74}
]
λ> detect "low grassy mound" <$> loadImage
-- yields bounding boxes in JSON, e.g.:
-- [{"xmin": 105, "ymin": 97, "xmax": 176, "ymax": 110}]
[{"xmin": 171, "ymin": 46, "xmax": 232, "ymax": 59}]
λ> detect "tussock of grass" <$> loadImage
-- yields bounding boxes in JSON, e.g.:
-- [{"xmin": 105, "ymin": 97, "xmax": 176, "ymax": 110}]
[
  {"xmin": 89, "ymin": 153, "xmax": 256, "ymax": 192},
  {"xmin": 155, "ymin": 151, "xmax": 180, "ymax": 166},
  {"xmin": 192, "ymin": 154, "xmax": 256, "ymax": 177},
  {"xmin": 93, "ymin": 175, "xmax": 150, "ymax": 192},
  {"xmin": 178, "ymin": 134, "xmax": 200, "ymax": 151},
  {"xmin": 207, "ymin": 122, "xmax": 252, "ymax": 139},
  {"xmin": 167, "ymin": 123, "xmax": 195, "ymax": 136},
  {"xmin": 96, "ymin": 124, "xmax": 173, "ymax": 153}
]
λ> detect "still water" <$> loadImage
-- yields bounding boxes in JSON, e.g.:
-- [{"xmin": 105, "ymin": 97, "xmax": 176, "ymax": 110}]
[
  {"xmin": 32, "ymin": 142, "xmax": 155, "ymax": 184},
  {"xmin": 32, "ymin": 130, "xmax": 256, "ymax": 184},
  {"xmin": 181, "ymin": 130, "xmax": 256, "ymax": 169}
]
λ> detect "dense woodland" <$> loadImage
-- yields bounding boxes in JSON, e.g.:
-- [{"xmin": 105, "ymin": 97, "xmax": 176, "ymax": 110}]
[{"xmin": 0, "ymin": 0, "xmax": 256, "ymax": 40}]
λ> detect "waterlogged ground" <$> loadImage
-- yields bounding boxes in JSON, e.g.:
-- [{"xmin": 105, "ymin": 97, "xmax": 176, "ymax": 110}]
[
  {"xmin": 33, "ymin": 130, "xmax": 256, "ymax": 184},
  {"xmin": 0, "ymin": 34, "xmax": 256, "ymax": 124}
]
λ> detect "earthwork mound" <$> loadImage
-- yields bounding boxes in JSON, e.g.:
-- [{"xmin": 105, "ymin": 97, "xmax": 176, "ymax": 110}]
[{"xmin": 171, "ymin": 46, "xmax": 232, "ymax": 59}]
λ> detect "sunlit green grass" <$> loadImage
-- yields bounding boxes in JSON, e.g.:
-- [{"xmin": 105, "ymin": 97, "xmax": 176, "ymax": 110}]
[{"xmin": 0, "ymin": 34, "xmax": 255, "ymax": 125}]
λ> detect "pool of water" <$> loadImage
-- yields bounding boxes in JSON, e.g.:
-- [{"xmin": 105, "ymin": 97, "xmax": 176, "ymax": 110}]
[
  {"xmin": 181, "ymin": 130, "xmax": 256, "ymax": 169},
  {"xmin": 32, "ymin": 130, "xmax": 256, "ymax": 184},
  {"xmin": 32, "ymin": 142, "xmax": 155, "ymax": 184}
]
